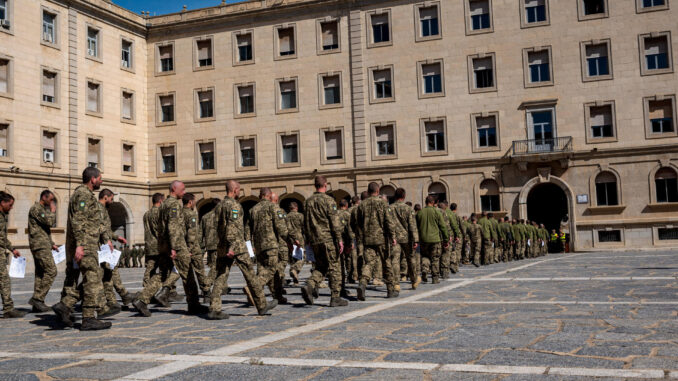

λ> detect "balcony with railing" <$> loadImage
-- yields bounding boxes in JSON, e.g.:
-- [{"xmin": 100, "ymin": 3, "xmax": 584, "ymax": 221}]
[{"xmin": 511, "ymin": 136, "xmax": 573, "ymax": 156}]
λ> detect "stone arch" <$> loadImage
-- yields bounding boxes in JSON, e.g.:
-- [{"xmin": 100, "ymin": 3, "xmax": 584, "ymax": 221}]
[
  {"xmin": 239, "ymin": 196, "xmax": 259, "ymax": 223},
  {"xmin": 328, "ymin": 189, "xmax": 351, "ymax": 204},
  {"xmin": 648, "ymin": 163, "xmax": 678, "ymax": 204},
  {"xmin": 518, "ymin": 175, "xmax": 577, "ymax": 251},
  {"xmin": 424, "ymin": 180, "xmax": 449, "ymax": 204},
  {"xmin": 197, "ymin": 197, "xmax": 220, "ymax": 220},
  {"xmin": 379, "ymin": 184, "xmax": 397, "ymax": 204},
  {"xmin": 110, "ymin": 197, "xmax": 133, "ymax": 244},
  {"xmin": 280, "ymin": 192, "xmax": 306, "ymax": 213},
  {"xmin": 589, "ymin": 166, "xmax": 622, "ymax": 206}
]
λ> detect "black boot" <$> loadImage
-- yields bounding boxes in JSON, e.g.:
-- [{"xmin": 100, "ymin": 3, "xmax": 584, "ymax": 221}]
[
  {"xmin": 121, "ymin": 292, "xmax": 137, "ymax": 306},
  {"xmin": 132, "ymin": 299, "xmax": 152, "ymax": 317},
  {"xmin": 99, "ymin": 303, "xmax": 121, "ymax": 318},
  {"xmin": 301, "ymin": 284, "xmax": 314, "ymax": 305},
  {"xmin": 340, "ymin": 288, "xmax": 352, "ymax": 298},
  {"xmin": 81, "ymin": 317, "xmax": 112, "ymax": 331},
  {"xmin": 29, "ymin": 298, "xmax": 50, "ymax": 313},
  {"xmin": 154, "ymin": 287, "xmax": 171, "ymax": 308},
  {"xmin": 357, "ymin": 283, "xmax": 366, "ymax": 301},
  {"xmin": 52, "ymin": 302, "xmax": 74, "ymax": 327},
  {"xmin": 257, "ymin": 299, "xmax": 278, "ymax": 316},
  {"xmin": 421, "ymin": 273, "xmax": 428, "ymax": 283},
  {"xmin": 329, "ymin": 297, "xmax": 348, "ymax": 307},
  {"xmin": 187, "ymin": 303, "xmax": 208, "ymax": 315},
  {"xmin": 3, "ymin": 309, "xmax": 26, "ymax": 318}
]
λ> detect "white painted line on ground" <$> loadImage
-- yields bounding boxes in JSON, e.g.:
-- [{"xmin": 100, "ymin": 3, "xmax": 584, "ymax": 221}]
[
  {"xmin": 548, "ymin": 367, "xmax": 665, "ymax": 379},
  {"xmin": 84, "ymin": 353, "xmax": 164, "ymax": 362},
  {"xmin": 440, "ymin": 364, "xmax": 546, "ymax": 375},
  {"xmin": 405, "ymin": 300, "xmax": 678, "ymax": 305},
  {"xmin": 259, "ymin": 357, "xmax": 341, "ymax": 367},
  {"xmin": 338, "ymin": 360, "xmax": 439, "ymax": 370},
  {"xmin": 114, "ymin": 360, "xmax": 201, "ymax": 381}
]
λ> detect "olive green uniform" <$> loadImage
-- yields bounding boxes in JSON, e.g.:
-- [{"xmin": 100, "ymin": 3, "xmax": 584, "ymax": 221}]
[
  {"xmin": 27, "ymin": 202, "xmax": 57, "ymax": 304},
  {"xmin": 415, "ymin": 206, "xmax": 449, "ymax": 280}
]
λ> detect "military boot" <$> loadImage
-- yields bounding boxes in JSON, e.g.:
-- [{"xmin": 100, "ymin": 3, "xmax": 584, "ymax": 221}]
[
  {"xmin": 80, "ymin": 317, "xmax": 112, "ymax": 331},
  {"xmin": 99, "ymin": 303, "xmax": 121, "ymax": 318},
  {"xmin": 394, "ymin": 284, "xmax": 401, "ymax": 292},
  {"xmin": 169, "ymin": 289, "xmax": 182, "ymax": 302},
  {"xmin": 28, "ymin": 298, "xmax": 50, "ymax": 313},
  {"xmin": 386, "ymin": 288, "xmax": 399, "ymax": 298},
  {"xmin": 432, "ymin": 276, "xmax": 440, "ymax": 284},
  {"xmin": 3, "ymin": 309, "xmax": 26, "ymax": 319},
  {"xmin": 154, "ymin": 286, "xmax": 171, "ymax": 308},
  {"xmin": 356, "ymin": 283, "xmax": 366, "ymax": 301},
  {"xmin": 187, "ymin": 303, "xmax": 208, "ymax": 315},
  {"xmin": 301, "ymin": 283, "xmax": 315, "ymax": 305},
  {"xmin": 52, "ymin": 302, "xmax": 74, "ymax": 327},
  {"xmin": 132, "ymin": 299, "xmax": 152, "ymax": 317},
  {"xmin": 421, "ymin": 272, "xmax": 428, "ymax": 283},
  {"xmin": 121, "ymin": 292, "xmax": 138, "ymax": 306},
  {"xmin": 207, "ymin": 310, "xmax": 229, "ymax": 320},
  {"xmin": 329, "ymin": 297, "xmax": 348, "ymax": 307},
  {"xmin": 257, "ymin": 299, "xmax": 278, "ymax": 316},
  {"xmin": 290, "ymin": 269, "xmax": 300, "ymax": 286},
  {"xmin": 340, "ymin": 288, "xmax": 352, "ymax": 298},
  {"xmin": 412, "ymin": 276, "xmax": 421, "ymax": 290}
]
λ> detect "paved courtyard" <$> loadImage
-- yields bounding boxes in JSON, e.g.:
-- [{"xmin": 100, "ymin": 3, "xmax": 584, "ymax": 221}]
[{"xmin": 0, "ymin": 250, "xmax": 676, "ymax": 380}]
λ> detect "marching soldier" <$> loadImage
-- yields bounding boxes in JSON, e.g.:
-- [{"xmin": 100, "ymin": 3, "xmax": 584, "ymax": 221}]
[
  {"xmin": 391, "ymin": 188, "xmax": 420, "ymax": 289},
  {"xmin": 478, "ymin": 212, "xmax": 492, "ymax": 265},
  {"xmin": 182, "ymin": 193, "xmax": 212, "ymax": 303},
  {"xmin": 142, "ymin": 193, "xmax": 164, "ymax": 287},
  {"xmin": 200, "ymin": 199, "xmax": 220, "ymax": 295},
  {"xmin": 446, "ymin": 203, "xmax": 462, "ymax": 274},
  {"xmin": 286, "ymin": 202, "xmax": 305, "ymax": 286},
  {"xmin": 468, "ymin": 214, "xmax": 482, "ymax": 267},
  {"xmin": 416, "ymin": 195, "xmax": 449, "ymax": 283},
  {"xmin": 337, "ymin": 199, "xmax": 354, "ymax": 296},
  {"xmin": 0, "ymin": 192, "xmax": 25, "ymax": 319},
  {"xmin": 27, "ymin": 190, "xmax": 58, "ymax": 313}
]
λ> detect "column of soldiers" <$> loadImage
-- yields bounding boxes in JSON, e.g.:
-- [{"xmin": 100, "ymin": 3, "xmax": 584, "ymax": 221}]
[{"xmin": 0, "ymin": 171, "xmax": 551, "ymax": 327}]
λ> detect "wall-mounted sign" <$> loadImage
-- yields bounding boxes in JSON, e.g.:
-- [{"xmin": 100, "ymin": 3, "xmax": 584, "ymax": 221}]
[{"xmin": 577, "ymin": 194, "xmax": 589, "ymax": 204}]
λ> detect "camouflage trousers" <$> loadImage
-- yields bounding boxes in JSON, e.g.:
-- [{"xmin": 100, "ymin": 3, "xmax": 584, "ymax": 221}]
[
  {"xmin": 439, "ymin": 244, "xmax": 452, "ymax": 276},
  {"xmin": 452, "ymin": 241, "xmax": 462, "ymax": 273},
  {"xmin": 143, "ymin": 255, "xmax": 157, "ymax": 288},
  {"xmin": 102, "ymin": 263, "xmax": 128, "ymax": 304},
  {"xmin": 211, "ymin": 251, "xmax": 267, "ymax": 313},
  {"xmin": 307, "ymin": 242, "xmax": 341, "ymax": 299},
  {"xmin": 420, "ymin": 242, "xmax": 442, "ymax": 278},
  {"xmin": 471, "ymin": 238, "xmax": 482, "ymax": 265},
  {"xmin": 361, "ymin": 245, "xmax": 396, "ymax": 291},
  {"xmin": 270, "ymin": 245, "xmax": 288, "ymax": 300},
  {"xmin": 0, "ymin": 252, "xmax": 14, "ymax": 311},
  {"xmin": 289, "ymin": 257, "xmax": 305, "ymax": 275},
  {"xmin": 31, "ymin": 248, "xmax": 57, "ymax": 303},
  {"xmin": 190, "ymin": 252, "xmax": 211, "ymax": 294},
  {"xmin": 342, "ymin": 245, "xmax": 358, "ymax": 282},
  {"xmin": 481, "ymin": 239, "xmax": 493, "ymax": 265},
  {"xmin": 256, "ymin": 249, "xmax": 282, "ymax": 300},
  {"xmin": 462, "ymin": 239, "xmax": 471, "ymax": 264},
  {"xmin": 138, "ymin": 251, "xmax": 199, "ymax": 307},
  {"xmin": 61, "ymin": 248, "xmax": 103, "ymax": 319},
  {"xmin": 389, "ymin": 244, "xmax": 401, "ymax": 283},
  {"xmin": 394, "ymin": 242, "xmax": 418, "ymax": 284},
  {"xmin": 206, "ymin": 250, "xmax": 218, "ymax": 286}
]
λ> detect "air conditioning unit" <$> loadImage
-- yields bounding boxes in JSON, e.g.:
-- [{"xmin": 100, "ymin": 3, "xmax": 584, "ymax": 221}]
[
  {"xmin": 43, "ymin": 149, "xmax": 54, "ymax": 163},
  {"xmin": 0, "ymin": 20, "xmax": 10, "ymax": 28}
]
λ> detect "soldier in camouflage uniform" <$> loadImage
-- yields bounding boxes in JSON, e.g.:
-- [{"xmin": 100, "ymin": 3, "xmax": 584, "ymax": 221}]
[
  {"xmin": 272, "ymin": 193, "xmax": 301, "ymax": 303},
  {"xmin": 98, "ymin": 189, "xmax": 134, "ymax": 313},
  {"xmin": 468, "ymin": 214, "xmax": 482, "ymax": 267},
  {"xmin": 416, "ymin": 195, "xmax": 450, "ymax": 283},
  {"xmin": 356, "ymin": 182, "xmax": 398, "ymax": 300},
  {"xmin": 0, "ymin": 192, "xmax": 25, "ymax": 319},
  {"xmin": 286, "ymin": 201, "xmax": 305, "ymax": 286},
  {"xmin": 27, "ymin": 190, "xmax": 58, "ymax": 313},
  {"xmin": 461, "ymin": 215, "xmax": 471, "ymax": 265},
  {"xmin": 337, "ymin": 199, "xmax": 354, "ymax": 296},
  {"xmin": 300, "ymin": 176, "xmax": 347, "ymax": 307},
  {"xmin": 391, "ymin": 188, "xmax": 420, "ymax": 289},
  {"xmin": 437, "ymin": 202, "xmax": 453, "ymax": 277},
  {"xmin": 511, "ymin": 219, "xmax": 522, "ymax": 260},
  {"xmin": 445, "ymin": 203, "xmax": 462, "ymax": 275},
  {"xmin": 349, "ymin": 192, "xmax": 368, "ymax": 282},
  {"xmin": 488, "ymin": 213, "xmax": 500, "ymax": 263},
  {"xmin": 200, "ymin": 199, "xmax": 220, "ymax": 293},
  {"xmin": 182, "ymin": 193, "xmax": 211, "ymax": 303},
  {"xmin": 347, "ymin": 196, "xmax": 360, "ymax": 283},
  {"xmin": 477, "ymin": 212, "xmax": 492, "ymax": 265},
  {"xmin": 133, "ymin": 181, "xmax": 205, "ymax": 317},
  {"xmin": 53, "ymin": 167, "xmax": 111, "ymax": 330},
  {"xmin": 249, "ymin": 188, "xmax": 290, "ymax": 304},
  {"xmin": 143, "ymin": 193, "xmax": 164, "ymax": 287},
  {"xmin": 207, "ymin": 180, "xmax": 278, "ymax": 319}
]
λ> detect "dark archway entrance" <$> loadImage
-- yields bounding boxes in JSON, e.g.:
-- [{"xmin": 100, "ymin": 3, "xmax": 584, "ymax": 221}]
[
  {"xmin": 527, "ymin": 183, "xmax": 568, "ymax": 232},
  {"xmin": 108, "ymin": 202, "xmax": 128, "ymax": 248},
  {"xmin": 239, "ymin": 197, "xmax": 259, "ymax": 226},
  {"xmin": 198, "ymin": 198, "xmax": 220, "ymax": 220},
  {"xmin": 280, "ymin": 193, "xmax": 305, "ymax": 213}
]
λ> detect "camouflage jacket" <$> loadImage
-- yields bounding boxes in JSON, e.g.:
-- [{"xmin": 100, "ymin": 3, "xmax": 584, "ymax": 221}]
[
  {"xmin": 0, "ymin": 211, "xmax": 15, "ymax": 254},
  {"xmin": 275, "ymin": 204, "xmax": 290, "ymax": 250},
  {"xmin": 183, "ymin": 207, "xmax": 203, "ymax": 255},
  {"xmin": 391, "ymin": 201, "xmax": 419, "ymax": 244},
  {"xmin": 28, "ymin": 202, "xmax": 55, "ymax": 252},
  {"xmin": 66, "ymin": 184, "xmax": 104, "ymax": 253},
  {"xmin": 511, "ymin": 223, "xmax": 523, "ymax": 242},
  {"xmin": 215, "ymin": 196, "xmax": 247, "ymax": 255},
  {"xmin": 200, "ymin": 209, "xmax": 218, "ymax": 252},
  {"xmin": 303, "ymin": 192, "xmax": 342, "ymax": 246},
  {"xmin": 286, "ymin": 210, "xmax": 305, "ymax": 247},
  {"xmin": 468, "ymin": 223, "xmax": 482, "ymax": 242},
  {"xmin": 249, "ymin": 199, "xmax": 288, "ymax": 253},
  {"xmin": 357, "ymin": 196, "xmax": 397, "ymax": 247},
  {"xmin": 143, "ymin": 206, "xmax": 161, "ymax": 256},
  {"xmin": 337, "ymin": 209, "xmax": 354, "ymax": 245},
  {"xmin": 158, "ymin": 195, "xmax": 188, "ymax": 255},
  {"xmin": 461, "ymin": 220, "xmax": 471, "ymax": 240},
  {"xmin": 349, "ymin": 205, "xmax": 361, "ymax": 243},
  {"xmin": 97, "ymin": 201, "xmax": 118, "ymax": 244}
]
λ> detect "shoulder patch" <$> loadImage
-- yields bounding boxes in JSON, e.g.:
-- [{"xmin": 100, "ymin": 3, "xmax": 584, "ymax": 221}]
[
  {"xmin": 41, "ymin": 213, "xmax": 45, "ymax": 218},
  {"xmin": 332, "ymin": 205, "xmax": 337, "ymax": 211},
  {"xmin": 231, "ymin": 209, "xmax": 239, "ymax": 220},
  {"xmin": 78, "ymin": 201, "xmax": 86, "ymax": 211},
  {"xmin": 171, "ymin": 208, "xmax": 178, "ymax": 218}
]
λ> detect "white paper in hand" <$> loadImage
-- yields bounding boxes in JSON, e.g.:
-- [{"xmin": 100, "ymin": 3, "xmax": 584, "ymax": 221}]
[
  {"xmin": 52, "ymin": 245, "xmax": 66, "ymax": 264},
  {"xmin": 305, "ymin": 245, "xmax": 315, "ymax": 263},
  {"xmin": 109, "ymin": 249, "xmax": 122, "ymax": 268},
  {"xmin": 9, "ymin": 256, "xmax": 26, "ymax": 278},
  {"xmin": 541, "ymin": 241, "xmax": 545, "ymax": 247},
  {"xmin": 245, "ymin": 241, "xmax": 255, "ymax": 258},
  {"xmin": 527, "ymin": 239, "xmax": 531, "ymax": 247},
  {"xmin": 292, "ymin": 245, "xmax": 304, "ymax": 260}
]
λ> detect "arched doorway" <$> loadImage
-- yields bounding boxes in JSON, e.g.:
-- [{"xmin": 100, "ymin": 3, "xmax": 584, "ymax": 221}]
[
  {"xmin": 239, "ymin": 197, "xmax": 259, "ymax": 225},
  {"xmin": 198, "ymin": 198, "xmax": 220, "ymax": 220},
  {"xmin": 328, "ymin": 190, "xmax": 351, "ymax": 205},
  {"xmin": 280, "ymin": 193, "xmax": 305, "ymax": 213},
  {"xmin": 379, "ymin": 185, "xmax": 396, "ymax": 204},
  {"xmin": 108, "ymin": 202, "xmax": 129, "ymax": 248},
  {"xmin": 428, "ymin": 182, "xmax": 447, "ymax": 204},
  {"xmin": 526, "ymin": 183, "xmax": 568, "ymax": 232}
]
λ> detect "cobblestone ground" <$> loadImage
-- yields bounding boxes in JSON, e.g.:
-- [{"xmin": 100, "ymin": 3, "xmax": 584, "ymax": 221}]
[{"xmin": 0, "ymin": 250, "xmax": 676, "ymax": 380}]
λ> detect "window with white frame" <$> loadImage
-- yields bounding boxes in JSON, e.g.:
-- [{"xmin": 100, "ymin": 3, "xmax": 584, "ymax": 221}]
[
  {"xmin": 582, "ymin": 0, "xmax": 606, "ymax": 16},
  {"xmin": 278, "ymin": 79, "xmax": 297, "ymax": 111},
  {"xmin": 588, "ymin": 104, "xmax": 615, "ymax": 139},
  {"xmin": 471, "ymin": 55, "xmax": 495, "ymax": 91},
  {"xmin": 595, "ymin": 172, "xmax": 619, "ymax": 206},
  {"xmin": 198, "ymin": 141, "xmax": 215, "ymax": 171},
  {"xmin": 0, "ymin": 0, "xmax": 6, "ymax": 24},
  {"xmin": 323, "ymin": 129, "xmax": 343, "ymax": 161},
  {"xmin": 655, "ymin": 168, "xmax": 678, "ymax": 203},
  {"xmin": 196, "ymin": 89, "xmax": 214, "ymax": 120},
  {"xmin": 642, "ymin": 34, "xmax": 672, "ymax": 74},
  {"xmin": 526, "ymin": 48, "xmax": 552, "ymax": 85},
  {"xmin": 648, "ymin": 98, "xmax": 675, "ymax": 134},
  {"xmin": 480, "ymin": 179, "xmax": 500, "ymax": 212},
  {"xmin": 424, "ymin": 120, "xmax": 445, "ymax": 153},
  {"xmin": 321, "ymin": 74, "xmax": 341, "ymax": 106},
  {"xmin": 121, "ymin": 39, "xmax": 133, "ymax": 69},
  {"xmin": 195, "ymin": 38, "xmax": 213, "ymax": 68},
  {"xmin": 122, "ymin": 143, "xmax": 134, "ymax": 173},
  {"xmin": 280, "ymin": 134, "xmax": 299, "ymax": 165},
  {"xmin": 158, "ymin": 94, "xmax": 175, "ymax": 124},
  {"xmin": 468, "ymin": 0, "xmax": 491, "ymax": 32},
  {"xmin": 476, "ymin": 115, "xmax": 498, "ymax": 148},
  {"xmin": 159, "ymin": 145, "xmax": 176, "ymax": 174},
  {"xmin": 236, "ymin": 84, "xmax": 255, "ymax": 115},
  {"xmin": 41, "ymin": 69, "xmax": 58, "ymax": 105},
  {"xmin": 87, "ymin": 137, "xmax": 101, "ymax": 169},
  {"xmin": 41, "ymin": 130, "xmax": 57, "ymax": 164},
  {"xmin": 639, "ymin": 0, "xmax": 667, "ymax": 11},
  {"xmin": 276, "ymin": 26, "xmax": 296, "ymax": 57},
  {"xmin": 0, "ymin": 123, "xmax": 8, "ymax": 158},
  {"xmin": 320, "ymin": 20, "xmax": 339, "ymax": 51},
  {"xmin": 421, "ymin": 62, "xmax": 443, "ymax": 95},
  {"xmin": 369, "ymin": 12, "xmax": 391, "ymax": 45},
  {"xmin": 86, "ymin": 81, "xmax": 101, "ymax": 115},
  {"xmin": 527, "ymin": 107, "xmax": 557, "ymax": 150},
  {"xmin": 87, "ymin": 27, "xmax": 100, "ymax": 58},
  {"xmin": 238, "ymin": 138, "xmax": 256, "ymax": 168},
  {"xmin": 524, "ymin": 0, "xmax": 547, "ymax": 24},
  {"xmin": 157, "ymin": 44, "xmax": 174, "ymax": 73},
  {"xmin": 236, "ymin": 32, "xmax": 253, "ymax": 63},
  {"xmin": 418, "ymin": 4, "xmax": 440, "ymax": 38},
  {"xmin": 42, "ymin": 10, "xmax": 56, "ymax": 45},
  {"xmin": 372, "ymin": 68, "xmax": 393, "ymax": 101},
  {"xmin": 583, "ymin": 41, "xmax": 611, "ymax": 80},
  {"xmin": 121, "ymin": 90, "xmax": 134, "ymax": 122},
  {"xmin": 375, "ymin": 124, "xmax": 396, "ymax": 157}
]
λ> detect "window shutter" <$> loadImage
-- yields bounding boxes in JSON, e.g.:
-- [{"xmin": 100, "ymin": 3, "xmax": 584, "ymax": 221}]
[
  {"xmin": 0, "ymin": 126, "xmax": 7, "ymax": 149},
  {"xmin": 42, "ymin": 132, "xmax": 55, "ymax": 150},
  {"xmin": 122, "ymin": 145, "xmax": 133, "ymax": 166},
  {"xmin": 479, "ymin": 180, "xmax": 499, "ymax": 196},
  {"xmin": 649, "ymin": 100, "xmax": 672, "ymax": 119},
  {"xmin": 376, "ymin": 126, "xmax": 393, "ymax": 142},
  {"xmin": 473, "ymin": 58, "xmax": 492, "ymax": 71},
  {"xmin": 595, "ymin": 172, "xmax": 616, "ymax": 184},
  {"xmin": 586, "ymin": 44, "xmax": 607, "ymax": 59},
  {"xmin": 237, "ymin": 34, "xmax": 251, "ymax": 47},
  {"xmin": 0, "ymin": 60, "xmax": 7, "ymax": 93},
  {"xmin": 87, "ymin": 140, "xmax": 99, "ymax": 163},
  {"xmin": 160, "ymin": 146, "xmax": 174, "ymax": 157},
  {"xmin": 197, "ymin": 40, "xmax": 210, "ymax": 60},
  {"xmin": 645, "ymin": 38, "xmax": 667, "ymax": 55},
  {"xmin": 323, "ymin": 75, "xmax": 339, "ymax": 89},
  {"xmin": 280, "ymin": 81, "xmax": 295, "ymax": 93},
  {"xmin": 656, "ymin": 168, "xmax": 677, "ymax": 180},
  {"xmin": 240, "ymin": 139, "xmax": 254, "ymax": 151},
  {"xmin": 322, "ymin": 22, "xmax": 337, "ymax": 46},
  {"xmin": 160, "ymin": 95, "xmax": 173, "ymax": 107},
  {"xmin": 87, "ymin": 83, "xmax": 98, "ymax": 111},
  {"xmin": 325, "ymin": 131, "xmax": 342, "ymax": 158},
  {"xmin": 373, "ymin": 69, "xmax": 390, "ymax": 82},
  {"xmin": 199, "ymin": 142, "xmax": 213, "ymax": 153},
  {"xmin": 469, "ymin": 0, "xmax": 489, "ymax": 16},
  {"xmin": 281, "ymin": 135, "xmax": 297, "ymax": 147},
  {"xmin": 159, "ymin": 46, "xmax": 172, "ymax": 60},
  {"xmin": 43, "ymin": 72, "xmax": 55, "ymax": 98},
  {"xmin": 426, "ymin": 121, "xmax": 444, "ymax": 135},
  {"xmin": 419, "ymin": 6, "xmax": 437, "ymax": 20},
  {"xmin": 122, "ymin": 93, "xmax": 132, "ymax": 119},
  {"xmin": 372, "ymin": 13, "xmax": 388, "ymax": 26},
  {"xmin": 477, "ymin": 116, "xmax": 496, "ymax": 130},
  {"xmin": 590, "ymin": 106, "xmax": 611, "ymax": 126},
  {"xmin": 524, "ymin": 0, "xmax": 543, "ymax": 6},
  {"xmin": 239, "ymin": 86, "xmax": 253, "ymax": 98},
  {"xmin": 279, "ymin": 29, "xmax": 292, "ymax": 51},
  {"xmin": 199, "ymin": 90, "xmax": 213, "ymax": 103},
  {"xmin": 422, "ymin": 63, "xmax": 441, "ymax": 77},
  {"xmin": 528, "ymin": 51, "xmax": 549, "ymax": 65}
]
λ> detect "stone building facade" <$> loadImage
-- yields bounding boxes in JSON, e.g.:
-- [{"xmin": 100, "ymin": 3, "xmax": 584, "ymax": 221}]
[{"xmin": 0, "ymin": 0, "xmax": 677, "ymax": 253}]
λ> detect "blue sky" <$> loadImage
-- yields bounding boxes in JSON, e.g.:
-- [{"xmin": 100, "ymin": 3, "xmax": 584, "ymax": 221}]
[{"xmin": 113, "ymin": 0, "xmax": 245, "ymax": 16}]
